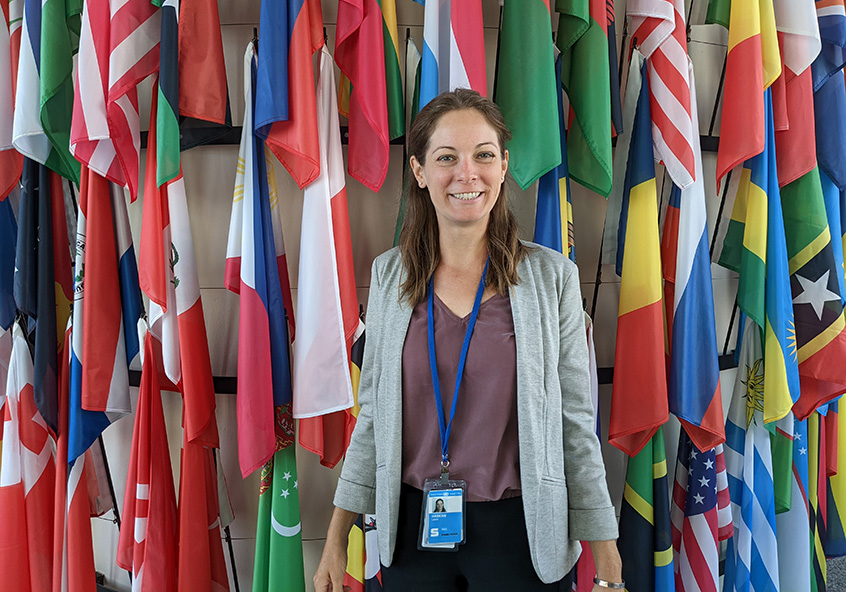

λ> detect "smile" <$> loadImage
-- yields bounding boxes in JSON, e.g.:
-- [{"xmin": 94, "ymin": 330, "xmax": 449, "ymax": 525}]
[{"xmin": 450, "ymin": 192, "xmax": 482, "ymax": 201}]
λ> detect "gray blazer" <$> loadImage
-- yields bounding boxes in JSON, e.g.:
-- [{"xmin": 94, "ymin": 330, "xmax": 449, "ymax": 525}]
[{"xmin": 334, "ymin": 243, "xmax": 618, "ymax": 583}]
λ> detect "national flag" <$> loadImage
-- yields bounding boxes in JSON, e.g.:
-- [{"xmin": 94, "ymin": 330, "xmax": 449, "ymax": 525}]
[
  {"xmin": 826, "ymin": 400, "xmax": 846, "ymax": 557},
  {"xmin": 380, "ymin": 0, "xmax": 404, "ymax": 140},
  {"xmin": 70, "ymin": 0, "xmax": 160, "ymax": 201},
  {"xmin": 607, "ymin": 52, "xmax": 668, "ymax": 457},
  {"xmin": 670, "ymin": 433, "xmax": 732, "ymax": 592},
  {"xmin": 295, "ymin": 46, "xmax": 362, "ymax": 469},
  {"xmin": 534, "ymin": 52, "xmax": 574, "ymax": 261},
  {"xmin": 775, "ymin": 0, "xmax": 821, "ymax": 76},
  {"xmin": 0, "ymin": 0, "xmax": 23, "ymax": 200},
  {"xmin": 344, "ymin": 514, "xmax": 382, "ymax": 592},
  {"xmin": 153, "ymin": 0, "xmax": 180, "ymax": 186},
  {"xmin": 723, "ymin": 317, "xmax": 781, "ymax": 591},
  {"xmin": 254, "ymin": 0, "xmax": 323, "ymax": 189},
  {"xmin": 225, "ymin": 43, "xmax": 297, "ymax": 478},
  {"xmin": 252, "ymin": 412, "xmax": 305, "ymax": 592},
  {"xmin": 628, "ymin": 0, "xmax": 696, "ymax": 189},
  {"xmin": 416, "ymin": 0, "xmax": 486, "ymax": 110},
  {"xmin": 336, "ymin": 0, "xmax": 390, "ymax": 192},
  {"xmin": 781, "ymin": 166, "xmax": 846, "ymax": 419},
  {"xmin": 811, "ymin": 0, "xmax": 846, "ymax": 90},
  {"xmin": 392, "ymin": 36, "xmax": 421, "ymax": 246},
  {"xmin": 556, "ymin": 0, "xmax": 613, "ymax": 196},
  {"xmin": 815, "ymin": 70, "xmax": 846, "ymax": 192},
  {"xmin": 705, "ymin": 0, "xmax": 729, "ymax": 28},
  {"xmin": 718, "ymin": 91, "xmax": 800, "ymax": 424},
  {"xmin": 0, "ymin": 196, "xmax": 16, "ymax": 332},
  {"xmin": 618, "ymin": 426, "xmax": 674, "ymax": 592},
  {"xmin": 666, "ymin": 62, "xmax": 725, "ymax": 451},
  {"xmin": 808, "ymin": 411, "xmax": 828, "ymax": 588},
  {"xmin": 116, "ymin": 333, "xmax": 178, "ymax": 592},
  {"xmin": 177, "ymin": 0, "xmax": 228, "ymax": 125},
  {"xmin": 715, "ymin": 0, "xmax": 781, "ymax": 188},
  {"xmin": 775, "ymin": 416, "xmax": 811, "ymax": 591},
  {"xmin": 606, "ymin": 0, "xmax": 623, "ymax": 136},
  {"xmin": 495, "ymin": 0, "xmax": 559, "ymax": 191},
  {"xmin": 773, "ymin": 66, "xmax": 817, "ymax": 188},
  {"xmin": 0, "ymin": 323, "xmax": 55, "ymax": 591}
]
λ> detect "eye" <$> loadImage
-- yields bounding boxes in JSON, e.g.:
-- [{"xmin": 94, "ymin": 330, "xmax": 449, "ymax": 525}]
[
  {"xmin": 436, "ymin": 154, "xmax": 456, "ymax": 163},
  {"xmin": 476, "ymin": 151, "xmax": 495, "ymax": 160}
]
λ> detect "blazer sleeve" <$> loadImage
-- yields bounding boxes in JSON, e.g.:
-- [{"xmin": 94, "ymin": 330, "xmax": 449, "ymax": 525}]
[
  {"xmin": 557, "ymin": 262, "xmax": 619, "ymax": 541},
  {"xmin": 333, "ymin": 257, "xmax": 382, "ymax": 515}
]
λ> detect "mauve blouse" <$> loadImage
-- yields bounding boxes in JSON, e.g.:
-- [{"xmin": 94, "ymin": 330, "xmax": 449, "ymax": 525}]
[{"xmin": 400, "ymin": 291, "xmax": 521, "ymax": 502}]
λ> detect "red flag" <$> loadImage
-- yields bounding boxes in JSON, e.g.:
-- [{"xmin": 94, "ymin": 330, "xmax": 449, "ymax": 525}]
[
  {"xmin": 116, "ymin": 334, "xmax": 178, "ymax": 592},
  {"xmin": 178, "ymin": 0, "xmax": 228, "ymax": 124},
  {"xmin": 774, "ymin": 42, "xmax": 816, "ymax": 188},
  {"xmin": 335, "ymin": 0, "xmax": 390, "ymax": 191},
  {"xmin": 0, "ymin": 0, "xmax": 22, "ymax": 200}
]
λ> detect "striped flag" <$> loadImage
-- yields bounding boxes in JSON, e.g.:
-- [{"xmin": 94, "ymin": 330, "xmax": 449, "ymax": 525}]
[
  {"xmin": 416, "ymin": 0, "xmax": 486, "ymax": 110},
  {"xmin": 294, "ymin": 46, "xmax": 363, "ymax": 469},
  {"xmin": 344, "ymin": 514, "xmax": 383, "ymax": 592},
  {"xmin": 723, "ymin": 317, "xmax": 781, "ymax": 591},
  {"xmin": 618, "ymin": 426, "xmax": 674, "ymax": 592},
  {"xmin": 116, "ymin": 333, "xmax": 178, "ymax": 592},
  {"xmin": 255, "ymin": 0, "xmax": 323, "ymax": 189},
  {"xmin": 556, "ymin": 0, "xmax": 613, "ymax": 197},
  {"xmin": 826, "ymin": 401, "xmax": 846, "ymax": 557},
  {"xmin": 534, "ymin": 52, "xmax": 574, "ymax": 261},
  {"xmin": 225, "ymin": 43, "xmax": 297, "ymax": 478},
  {"xmin": 811, "ymin": 0, "xmax": 846, "ymax": 91},
  {"xmin": 70, "ymin": 0, "xmax": 160, "ymax": 201},
  {"xmin": 808, "ymin": 411, "xmax": 828, "ymax": 588},
  {"xmin": 336, "ymin": 0, "xmax": 390, "ymax": 192},
  {"xmin": 380, "ymin": 0, "xmax": 404, "ymax": 139},
  {"xmin": 775, "ymin": 416, "xmax": 811, "ymax": 591},
  {"xmin": 607, "ymin": 52, "xmax": 668, "ymax": 457},
  {"xmin": 153, "ymin": 0, "xmax": 180, "ymax": 186},
  {"xmin": 670, "ymin": 433, "xmax": 732, "ymax": 592},
  {"xmin": 0, "ymin": 0, "xmax": 23, "ymax": 199},
  {"xmin": 715, "ymin": 0, "xmax": 781, "ymax": 188},
  {"xmin": 628, "ymin": 0, "xmax": 696, "ymax": 189},
  {"xmin": 495, "ymin": 0, "xmax": 560, "ymax": 190}
]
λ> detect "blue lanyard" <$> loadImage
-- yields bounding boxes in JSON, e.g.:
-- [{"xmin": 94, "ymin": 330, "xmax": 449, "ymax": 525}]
[{"xmin": 427, "ymin": 257, "xmax": 490, "ymax": 476}]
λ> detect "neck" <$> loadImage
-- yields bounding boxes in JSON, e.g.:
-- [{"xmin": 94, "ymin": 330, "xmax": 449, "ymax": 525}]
[{"xmin": 438, "ymin": 223, "xmax": 488, "ymax": 271}]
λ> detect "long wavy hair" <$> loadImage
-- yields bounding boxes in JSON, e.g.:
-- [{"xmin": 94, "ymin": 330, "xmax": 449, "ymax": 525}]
[{"xmin": 398, "ymin": 88, "xmax": 528, "ymax": 306}]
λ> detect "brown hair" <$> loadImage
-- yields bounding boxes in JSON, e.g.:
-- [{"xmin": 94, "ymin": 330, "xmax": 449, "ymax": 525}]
[{"xmin": 398, "ymin": 88, "xmax": 528, "ymax": 305}]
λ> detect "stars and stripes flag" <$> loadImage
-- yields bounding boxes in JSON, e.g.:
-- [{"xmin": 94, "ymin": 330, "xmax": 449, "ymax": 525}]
[
  {"xmin": 295, "ymin": 46, "xmax": 363, "ymax": 469},
  {"xmin": 627, "ymin": 0, "xmax": 696, "ymax": 189},
  {"xmin": 255, "ymin": 0, "xmax": 323, "ymax": 189},
  {"xmin": 607, "ymin": 51, "xmax": 668, "ymax": 457},
  {"xmin": 670, "ymin": 432, "xmax": 731, "ymax": 592},
  {"xmin": 225, "ymin": 42, "xmax": 297, "ymax": 478},
  {"xmin": 70, "ymin": 0, "xmax": 160, "ymax": 201},
  {"xmin": 0, "ymin": 0, "xmax": 23, "ymax": 199},
  {"xmin": 416, "ymin": 0, "xmax": 486, "ymax": 110},
  {"xmin": 0, "ymin": 323, "xmax": 55, "ymax": 591},
  {"xmin": 116, "ymin": 333, "xmax": 178, "ymax": 592}
]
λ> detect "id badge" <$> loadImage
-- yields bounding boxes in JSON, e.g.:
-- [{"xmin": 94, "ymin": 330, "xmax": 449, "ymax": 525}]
[{"xmin": 418, "ymin": 478, "xmax": 467, "ymax": 551}]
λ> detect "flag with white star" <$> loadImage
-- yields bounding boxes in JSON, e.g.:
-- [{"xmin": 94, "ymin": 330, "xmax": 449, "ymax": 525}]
[
  {"xmin": 775, "ymin": 416, "xmax": 811, "ymax": 592},
  {"xmin": 781, "ymin": 165, "xmax": 846, "ymax": 419}
]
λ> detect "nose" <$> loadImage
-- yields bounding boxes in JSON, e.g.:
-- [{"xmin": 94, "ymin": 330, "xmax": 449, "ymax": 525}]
[{"xmin": 457, "ymin": 158, "xmax": 478, "ymax": 183}]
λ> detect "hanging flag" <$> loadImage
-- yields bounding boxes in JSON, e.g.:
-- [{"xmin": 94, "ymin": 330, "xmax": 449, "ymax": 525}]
[
  {"xmin": 116, "ymin": 334, "xmax": 178, "ymax": 592},
  {"xmin": 618, "ymin": 426, "xmax": 674, "ymax": 592},
  {"xmin": 225, "ymin": 43, "xmax": 297, "ymax": 478},
  {"xmin": 0, "ymin": 197, "xmax": 16, "ymax": 332},
  {"xmin": 417, "ymin": 0, "xmax": 486, "ymax": 110},
  {"xmin": 556, "ymin": 0, "xmax": 613, "ymax": 196},
  {"xmin": 344, "ymin": 514, "xmax": 383, "ymax": 592},
  {"xmin": 811, "ymin": 0, "xmax": 846, "ymax": 90},
  {"xmin": 153, "ymin": 0, "xmax": 180, "ymax": 186},
  {"xmin": 723, "ymin": 317, "xmax": 781, "ymax": 591},
  {"xmin": 773, "ymin": 66, "xmax": 817, "ymax": 188},
  {"xmin": 775, "ymin": 0, "xmax": 821, "ymax": 75},
  {"xmin": 808, "ymin": 411, "xmax": 828, "ymax": 588},
  {"xmin": 628, "ymin": 0, "xmax": 696, "ymax": 189},
  {"xmin": 295, "ymin": 46, "xmax": 363, "ymax": 468},
  {"xmin": 0, "ymin": 0, "xmax": 23, "ymax": 200},
  {"xmin": 336, "ymin": 0, "xmax": 389, "ymax": 191},
  {"xmin": 705, "ymin": 0, "xmax": 729, "ymax": 28},
  {"xmin": 606, "ymin": 0, "xmax": 623, "ymax": 135},
  {"xmin": 392, "ymin": 36, "xmax": 422, "ymax": 246},
  {"xmin": 776, "ymin": 416, "xmax": 811, "ymax": 591},
  {"xmin": 534, "ymin": 52, "xmax": 574, "ymax": 261},
  {"xmin": 607, "ymin": 52, "xmax": 668, "ymax": 456},
  {"xmin": 715, "ymin": 0, "xmax": 781, "ymax": 188},
  {"xmin": 178, "ymin": 0, "xmax": 229, "ymax": 126},
  {"xmin": 826, "ymin": 401, "xmax": 846, "ymax": 557},
  {"xmin": 380, "ymin": 0, "xmax": 404, "ymax": 139},
  {"xmin": 781, "ymin": 167, "xmax": 846, "ymax": 419},
  {"xmin": 255, "ymin": 0, "xmax": 323, "ymax": 189},
  {"xmin": 70, "ymin": 0, "xmax": 160, "ymax": 201},
  {"xmin": 0, "ymin": 323, "xmax": 55, "ymax": 591},
  {"xmin": 666, "ymin": 62, "xmax": 725, "ymax": 451},
  {"xmin": 670, "ymin": 433, "xmax": 732, "ymax": 592}
]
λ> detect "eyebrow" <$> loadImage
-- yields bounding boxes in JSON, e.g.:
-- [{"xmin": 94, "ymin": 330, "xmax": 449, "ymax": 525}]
[{"xmin": 431, "ymin": 142, "xmax": 498, "ymax": 152}]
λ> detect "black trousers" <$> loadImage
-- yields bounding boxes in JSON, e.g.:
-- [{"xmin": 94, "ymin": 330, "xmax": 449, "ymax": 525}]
[{"xmin": 381, "ymin": 484, "xmax": 574, "ymax": 591}]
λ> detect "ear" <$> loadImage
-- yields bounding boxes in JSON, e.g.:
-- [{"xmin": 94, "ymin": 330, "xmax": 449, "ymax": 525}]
[
  {"xmin": 501, "ymin": 149, "xmax": 509, "ymax": 180},
  {"xmin": 410, "ymin": 155, "xmax": 426, "ymax": 188}
]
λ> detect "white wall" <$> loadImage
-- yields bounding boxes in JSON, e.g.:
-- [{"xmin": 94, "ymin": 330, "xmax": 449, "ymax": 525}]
[{"xmin": 91, "ymin": 2, "xmax": 740, "ymax": 590}]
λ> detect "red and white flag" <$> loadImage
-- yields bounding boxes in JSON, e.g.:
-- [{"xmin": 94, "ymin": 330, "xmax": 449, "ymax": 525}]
[
  {"xmin": 0, "ymin": 323, "xmax": 56, "ymax": 592},
  {"xmin": 71, "ymin": 0, "xmax": 160, "ymax": 201},
  {"xmin": 0, "ymin": 0, "xmax": 23, "ymax": 199},
  {"xmin": 295, "ymin": 46, "xmax": 363, "ymax": 468},
  {"xmin": 628, "ymin": 0, "xmax": 696, "ymax": 189},
  {"xmin": 116, "ymin": 333, "xmax": 178, "ymax": 592}
]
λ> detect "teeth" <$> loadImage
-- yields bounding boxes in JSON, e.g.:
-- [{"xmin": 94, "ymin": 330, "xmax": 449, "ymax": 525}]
[{"xmin": 451, "ymin": 192, "xmax": 481, "ymax": 200}]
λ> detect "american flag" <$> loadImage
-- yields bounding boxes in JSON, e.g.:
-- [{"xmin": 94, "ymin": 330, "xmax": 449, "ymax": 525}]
[
  {"xmin": 671, "ymin": 431, "xmax": 732, "ymax": 592},
  {"xmin": 627, "ymin": 0, "xmax": 696, "ymax": 189}
]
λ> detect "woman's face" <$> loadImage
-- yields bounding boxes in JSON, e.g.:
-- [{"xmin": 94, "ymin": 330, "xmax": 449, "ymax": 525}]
[
  {"xmin": 435, "ymin": 499, "xmax": 445, "ymax": 511},
  {"xmin": 410, "ymin": 109, "xmax": 509, "ymax": 233}
]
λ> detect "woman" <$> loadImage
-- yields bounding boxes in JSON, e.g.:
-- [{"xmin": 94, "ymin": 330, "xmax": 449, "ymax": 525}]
[{"xmin": 314, "ymin": 89, "xmax": 622, "ymax": 591}]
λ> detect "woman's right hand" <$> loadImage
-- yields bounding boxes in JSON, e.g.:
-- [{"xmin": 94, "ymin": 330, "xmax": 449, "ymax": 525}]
[{"xmin": 313, "ymin": 538, "xmax": 351, "ymax": 592}]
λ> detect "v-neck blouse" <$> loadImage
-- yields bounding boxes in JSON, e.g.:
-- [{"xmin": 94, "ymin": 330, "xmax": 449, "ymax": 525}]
[{"xmin": 400, "ymin": 291, "xmax": 521, "ymax": 502}]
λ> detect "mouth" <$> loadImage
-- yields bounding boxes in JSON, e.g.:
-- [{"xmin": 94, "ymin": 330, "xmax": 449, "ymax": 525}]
[{"xmin": 450, "ymin": 192, "xmax": 482, "ymax": 201}]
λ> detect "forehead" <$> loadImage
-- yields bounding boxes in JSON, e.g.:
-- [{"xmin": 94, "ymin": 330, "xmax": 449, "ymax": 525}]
[{"xmin": 427, "ymin": 109, "xmax": 499, "ymax": 150}]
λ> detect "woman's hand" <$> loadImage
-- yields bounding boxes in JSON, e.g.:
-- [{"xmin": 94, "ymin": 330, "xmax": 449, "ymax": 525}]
[{"xmin": 313, "ymin": 539, "xmax": 350, "ymax": 592}]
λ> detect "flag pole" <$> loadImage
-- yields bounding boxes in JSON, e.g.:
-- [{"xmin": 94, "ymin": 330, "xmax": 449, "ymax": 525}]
[
  {"xmin": 723, "ymin": 298, "xmax": 738, "ymax": 356},
  {"xmin": 589, "ymin": 226, "xmax": 605, "ymax": 321},
  {"xmin": 708, "ymin": 169, "xmax": 733, "ymax": 259},
  {"xmin": 492, "ymin": 3, "xmax": 504, "ymax": 99}
]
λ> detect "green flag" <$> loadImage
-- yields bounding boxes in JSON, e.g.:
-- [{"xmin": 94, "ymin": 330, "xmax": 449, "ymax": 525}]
[
  {"xmin": 706, "ymin": 0, "xmax": 730, "ymax": 29},
  {"xmin": 379, "ymin": 0, "xmax": 404, "ymax": 140}
]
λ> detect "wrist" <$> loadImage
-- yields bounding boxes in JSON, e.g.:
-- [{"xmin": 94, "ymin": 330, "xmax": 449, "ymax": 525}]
[{"xmin": 593, "ymin": 576, "xmax": 625, "ymax": 589}]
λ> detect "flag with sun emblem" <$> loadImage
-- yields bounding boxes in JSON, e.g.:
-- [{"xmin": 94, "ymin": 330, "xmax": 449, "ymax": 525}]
[{"xmin": 252, "ymin": 404, "xmax": 305, "ymax": 592}]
